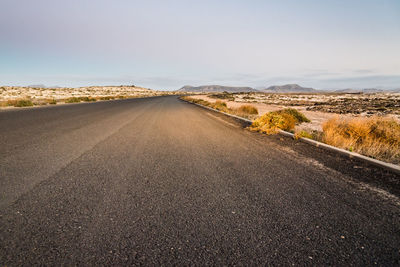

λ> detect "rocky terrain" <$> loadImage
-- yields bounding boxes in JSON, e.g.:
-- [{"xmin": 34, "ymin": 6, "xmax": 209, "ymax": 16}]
[{"xmin": 232, "ymin": 92, "xmax": 400, "ymax": 116}]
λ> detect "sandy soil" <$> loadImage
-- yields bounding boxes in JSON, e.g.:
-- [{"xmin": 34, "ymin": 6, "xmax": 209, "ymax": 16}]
[
  {"xmin": 0, "ymin": 86, "xmax": 176, "ymax": 109},
  {"xmin": 190, "ymin": 95, "xmax": 377, "ymax": 132}
]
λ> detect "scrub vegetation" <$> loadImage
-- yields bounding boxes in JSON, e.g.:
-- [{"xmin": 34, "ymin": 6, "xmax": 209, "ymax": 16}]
[
  {"xmin": 6, "ymin": 99, "xmax": 34, "ymax": 107},
  {"xmin": 321, "ymin": 116, "xmax": 400, "ymax": 163},
  {"xmin": 183, "ymin": 95, "xmax": 400, "ymax": 164},
  {"xmin": 249, "ymin": 109, "xmax": 309, "ymax": 134},
  {"xmin": 181, "ymin": 96, "xmax": 259, "ymax": 119},
  {"xmin": 0, "ymin": 85, "xmax": 175, "ymax": 108}
]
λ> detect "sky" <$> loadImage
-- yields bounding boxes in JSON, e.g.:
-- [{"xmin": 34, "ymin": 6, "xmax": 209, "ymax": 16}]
[{"xmin": 0, "ymin": 0, "xmax": 399, "ymax": 91}]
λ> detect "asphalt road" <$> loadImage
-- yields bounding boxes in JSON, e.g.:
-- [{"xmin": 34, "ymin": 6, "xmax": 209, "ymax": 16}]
[{"xmin": 1, "ymin": 96, "xmax": 399, "ymax": 265}]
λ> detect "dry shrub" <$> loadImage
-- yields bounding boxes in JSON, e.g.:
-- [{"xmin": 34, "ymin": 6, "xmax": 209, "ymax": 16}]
[
  {"xmin": 250, "ymin": 112, "xmax": 296, "ymax": 134},
  {"xmin": 66, "ymin": 97, "xmax": 80, "ymax": 103},
  {"xmin": 250, "ymin": 109, "xmax": 309, "ymax": 134},
  {"xmin": 80, "ymin": 96, "xmax": 97, "ymax": 102},
  {"xmin": 7, "ymin": 99, "xmax": 34, "ymax": 107},
  {"xmin": 322, "ymin": 116, "xmax": 400, "ymax": 163},
  {"xmin": 275, "ymin": 108, "xmax": 310, "ymax": 123},
  {"xmin": 294, "ymin": 130, "xmax": 314, "ymax": 140},
  {"xmin": 235, "ymin": 105, "xmax": 258, "ymax": 115},
  {"xmin": 211, "ymin": 100, "xmax": 229, "ymax": 112},
  {"xmin": 99, "ymin": 96, "xmax": 115, "ymax": 101},
  {"xmin": 209, "ymin": 92, "xmax": 235, "ymax": 101},
  {"xmin": 294, "ymin": 129, "xmax": 323, "ymax": 141},
  {"xmin": 181, "ymin": 96, "xmax": 212, "ymax": 106}
]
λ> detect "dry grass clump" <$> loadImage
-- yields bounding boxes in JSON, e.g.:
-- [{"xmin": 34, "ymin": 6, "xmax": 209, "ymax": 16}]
[
  {"xmin": 209, "ymin": 92, "xmax": 235, "ymax": 101},
  {"xmin": 250, "ymin": 112, "xmax": 296, "ymax": 134},
  {"xmin": 235, "ymin": 105, "xmax": 258, "ymax": 115},
  {"xmin": 275, "ymin": 108, "xmax": 310, "ymax": 123},
  {"xmin": 66, "ymin": 96, "xmax": 98, "ymax": 103},
  {"xmin": 211, "ymin": 100, "xmax": 229, "ymax": 112},
  {"xmin": 294, "ymin": 130, "xmax": 314, "ymax": 139},
  {"xmin": 99, "ymin": 96, "xmax": 115, "ymax": 101},
  {"xmin": 182, "ymin": 96, "xmax": 258, "ymax": 118},
  {"xmin": 66, "ymin": 97, "xmax": 81, "ymax": 103},
  {"xmin": 181, "ymin": 96, "xmax": 212, "ymax": 106},
  {"xmin": 322, "ymin": 116, "xmax": 400, "ymax": 163},
  {"xmin": 7, "ymin": 99, "xmax": 34, "ymax": 107},
  {"xmin": 80, "ymin": 96, "xmax": 97, "ymax": 102},
  {"xmin": 230, "ymin": 104, "xmax": 259, "ymax": 119},
  {"xmin": 250, "ymin": 108, "xmax": 309, "ymax": 134}
]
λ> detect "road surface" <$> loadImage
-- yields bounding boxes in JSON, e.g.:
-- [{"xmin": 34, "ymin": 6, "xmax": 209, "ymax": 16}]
[{"xmin": 1, "ymin": 96, "xmax": 399, "ymax": 265}]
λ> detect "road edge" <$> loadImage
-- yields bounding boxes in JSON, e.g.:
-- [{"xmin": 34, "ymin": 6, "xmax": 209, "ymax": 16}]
[{"xmin": 180, "ymin": 97, "xmax": 400, "ymax": 175}]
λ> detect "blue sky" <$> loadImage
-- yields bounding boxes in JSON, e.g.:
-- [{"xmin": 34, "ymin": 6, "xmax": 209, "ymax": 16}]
[{"xmin": 1, "ymin": 0, "xmax": 399, "ymax": 90}]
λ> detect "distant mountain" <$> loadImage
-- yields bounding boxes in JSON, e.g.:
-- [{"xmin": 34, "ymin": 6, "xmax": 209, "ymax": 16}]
[
  {"xmin": 333, "ymin": 88, "xmax": 361, "ymax": 93},
  {"xmin": 27, "ymin": 84, "xmax": 46, "ymax": 88},
  {"xmin": 333, "ymin": 88, "xmax": 388, "ymax": 94},
  {"xmin": 178, "ymin": 85, "xmax": 257, "ymax": 93},
  {"xmin": 260, "ymin": 84, "xmax": 317, "ymax": 93}
]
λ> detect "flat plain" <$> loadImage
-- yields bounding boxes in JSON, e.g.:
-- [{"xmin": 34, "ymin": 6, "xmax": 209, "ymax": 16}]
[{"xmin": 1, "ymin": 96, "xmax": 399, "ymax": 265}]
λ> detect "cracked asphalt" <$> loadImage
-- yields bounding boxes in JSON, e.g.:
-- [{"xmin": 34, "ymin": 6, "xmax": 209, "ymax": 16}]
[{"xmin": 1, "ymin": 96, "xmax": 399, "ymax": 265}]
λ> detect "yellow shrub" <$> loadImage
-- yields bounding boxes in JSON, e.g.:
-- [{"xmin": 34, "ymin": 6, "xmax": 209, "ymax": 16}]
[
  {"xmin": 211, "ymin": 100, "xmax": 229, "ymax": 112},
  {"xmin": 322, "ymin": 116, "xmax": 400, "ymax": 163},
  {"xmin": 236, "ymin": 105, "xmax": 258, "ymax": 115},
  {"xmin": 7, "ymin": 99, "xmax": 34, "ymax": 107},
  {"xmin": 250, "ymin": 112, "xmax": 296, "ymax": 134},
  {"xmin": 249, "ymin": 108, "xmax": 308, "ymax": 134}
]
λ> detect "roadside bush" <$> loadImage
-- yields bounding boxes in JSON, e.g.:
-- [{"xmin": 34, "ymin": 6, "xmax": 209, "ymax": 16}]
[
  {"xmin": 275, "ymin": 108, "xmax": 310, "ymax": 123},
  {"xmin": 250, "ymin": 112, "xmax": 296, "ymax": 134},
  {"xmin": 80, "ymin": 96, "xmax": 97, "ymax": 102},
  {"xmin": 322, "ymin": 116, "xmax": 400, "ymax": 163},
  {"xmin": 49, "ymin": 99, "xmax": 57, "ymax": 105},
  {"xmin": 211, "ymin": 100, "xmax": 229, "ymax": 112},
  {"xmin": 7, "ymin": 99, "xmax": 34, "ymax": 107},
  {"xmin": 294, "ymin": 130, "xmax": 314, "ymax": 140},
  {"xmin": 99, "ymin": 96, "xmax": 115, "ymax": 101},
  {"xmin": 249, "ymin": 108, "xmax": 309, "ymax": 134},
  {"xmin": 66, "ymin": 97, "xmax": 81, "ymax": 103},
  {"xmin": 235, "ymin": 105, "xmax": 258, "ymax": 115},
  {"xmin": 209, "ymin": 92, "xmax": 235, "ymax": 101}
]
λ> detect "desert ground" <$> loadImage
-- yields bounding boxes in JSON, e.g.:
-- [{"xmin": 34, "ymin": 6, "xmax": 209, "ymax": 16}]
[
  {"xmin": 0, "ymin": 86, "xmax": 175, "ymax": 108},
  {"xmin": 189, "ymin": 92, "xmax": 400, "ymax": 132}
]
